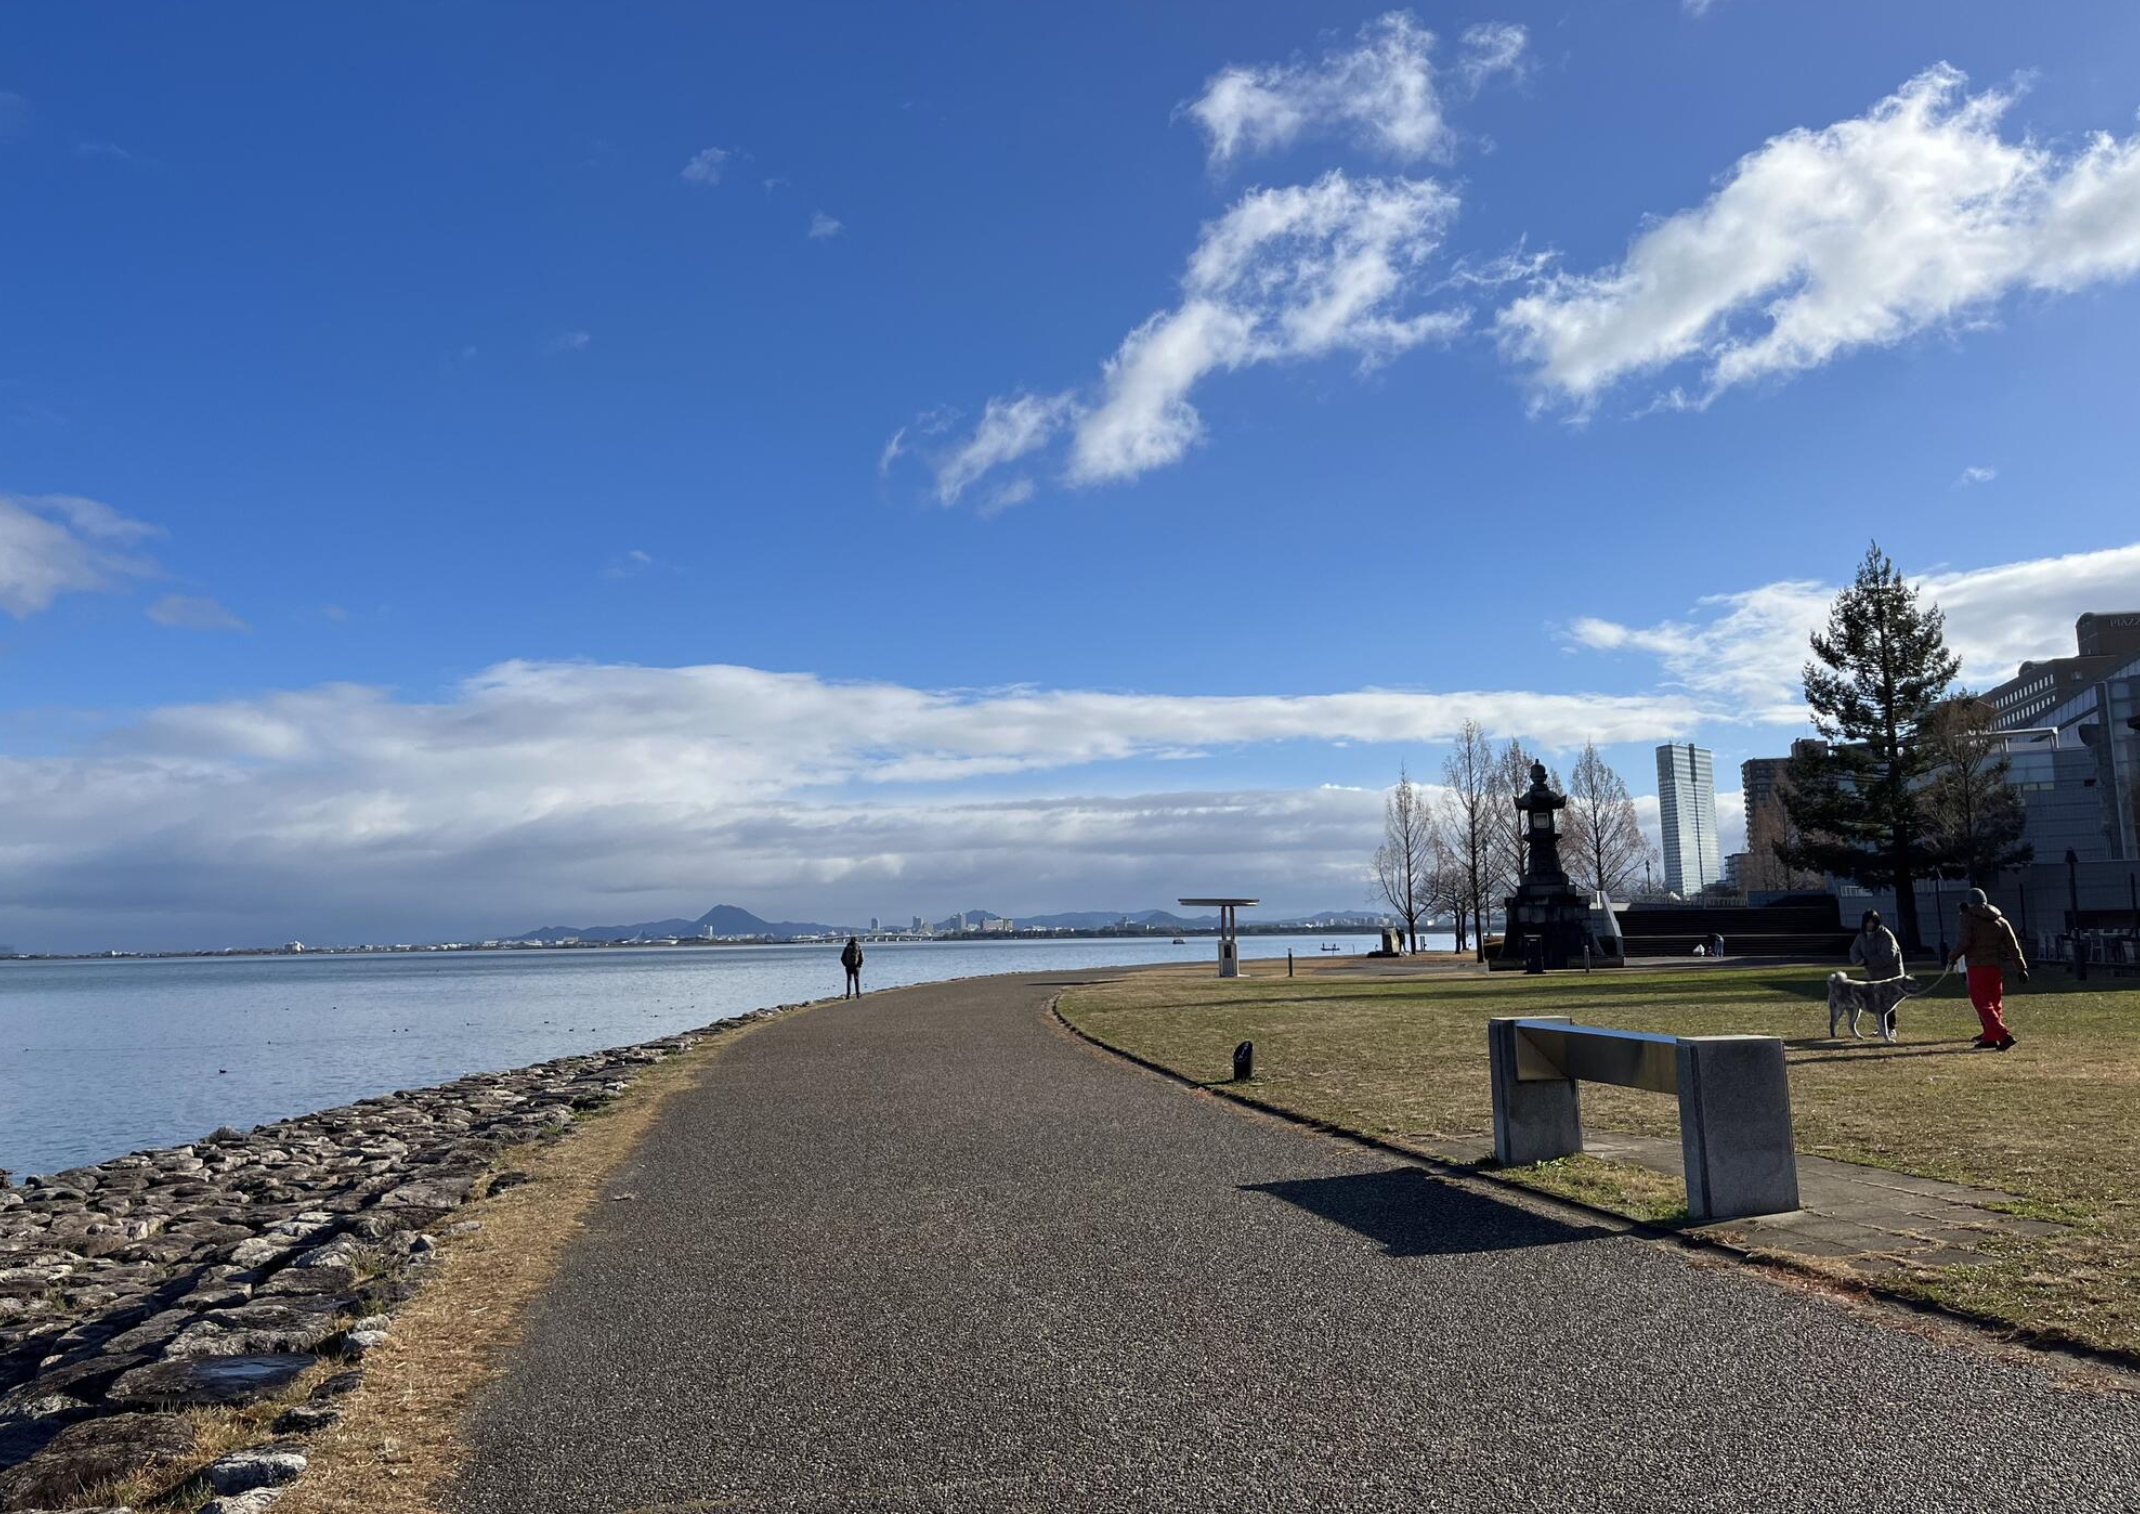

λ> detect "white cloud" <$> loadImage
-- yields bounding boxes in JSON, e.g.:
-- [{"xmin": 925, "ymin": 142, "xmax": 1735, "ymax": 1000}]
[
  {"xmin": 1455, "ymin": 23, "xmax": 1530, "ymax": 97},
  {"xmin": 1955, "ymin": 464, "xmax": 1997, "ymax": 487},
  {"xmin": 808, "ymin": 211, "xmax": 844, "ymax": 239},
  {"xmin": 0, "ymin": 492, "xmax": 162, "ymax": 617},
  {"xmin": 1182, "ymin": 12, "xmax": 1521, "ymax": 169},
  {"xmin": 981, "ymin": 477, "xmax": 1036, "ymax": 515},
  {"xmin": 877, "ymin": 426, "xmax": 907, "ymax": 476},
  {"xmin": 0, "ymin": 659, "xmax": 1705, "ymax": 948},
  {"xmin": 146, "ymin": 594, "xmax": 248, "ymax": 632},
  {"xmin": 1499, "ymin": 66, "xmax": 2140, "ymax": 409},
  {"xmin": 933, "ymin": 392, "xmax": 1076, "ymax": 504},
  {"xmin": 601, "ymin": 549, "xmax": 657, "ymax": 581},
  {"xmin": 1568, "ymin": 539, "xmax": 2140, "ymax": 719},
  {"xmin": 554, "ymin": 330, "xmax": 592, "ymax": 352},
  {"xmin": 935, "ymin": 171, "xmax": 1461, "ymax": 500},
  {"xmin": 681, "ymin": 147, "xmax": 731, "ymax": 185}
]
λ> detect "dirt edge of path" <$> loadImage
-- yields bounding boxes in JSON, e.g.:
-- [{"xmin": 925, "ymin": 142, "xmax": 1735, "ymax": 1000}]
[{"xmin": 275, "ymin": 1003, "xmax": 818, "ymax": 1514}]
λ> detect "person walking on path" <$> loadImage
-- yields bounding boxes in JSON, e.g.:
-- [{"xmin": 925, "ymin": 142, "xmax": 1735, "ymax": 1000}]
[
  {"xmin": 1850, "ymin": 909, "xmax": 1904, "ymax": 980},
  {"xmin": 1949, "ymin": 889, "xmax": 2027, "ymax": 1050},
  {"xmin": 840, "ymin": 936, "xmax": 864, "ymax": 999}
]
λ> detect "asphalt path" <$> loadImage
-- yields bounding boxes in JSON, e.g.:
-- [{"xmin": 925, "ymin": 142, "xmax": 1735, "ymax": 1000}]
[{"xmin": 452, "ymin": 971, "xmax": 2140, "ymax": 1512}]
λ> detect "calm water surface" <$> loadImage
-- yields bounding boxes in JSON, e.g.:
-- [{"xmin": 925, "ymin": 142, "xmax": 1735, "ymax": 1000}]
[{"xmin": 1, "ymin": 933, "xmax": 1435, "ymax": 1177}]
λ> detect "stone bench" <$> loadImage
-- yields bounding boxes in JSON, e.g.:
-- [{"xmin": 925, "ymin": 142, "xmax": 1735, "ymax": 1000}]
[{"xmin": 1487, "ymin": 1015, "xmax": 1800, "ymax": 1222}]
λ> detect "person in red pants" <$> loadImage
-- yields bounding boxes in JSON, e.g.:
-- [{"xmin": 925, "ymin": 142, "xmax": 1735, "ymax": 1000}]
[{"xmin": 1949, "ymin": 888, "xmax": 2029, "ymax": 1050}]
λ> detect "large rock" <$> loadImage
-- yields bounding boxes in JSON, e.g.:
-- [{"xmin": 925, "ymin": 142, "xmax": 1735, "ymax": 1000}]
[
  {"xmin": 0, "ymin": 1411, "xmax": 195, "ymax": 1509},
  {"xmin": 205, "ymin": 1446, "xmax": 306, "ymax": 1494},
  {"xmin": 163, "ymin": 1299, "xmax": 348, "ymax": 1358},
  {"xmin": 0, "ymin": 1353, "xmax": 148, "ymax": 1412},
  {"xmin": 106, "ymin": 1353, "xmax": 314, "ymax": 1408}
]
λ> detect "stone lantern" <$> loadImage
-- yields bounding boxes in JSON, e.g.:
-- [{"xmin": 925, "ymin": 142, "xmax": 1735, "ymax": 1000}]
[{"xmin": 1492, "ymin": 762, "xmax": 1619, "ymax": 971}]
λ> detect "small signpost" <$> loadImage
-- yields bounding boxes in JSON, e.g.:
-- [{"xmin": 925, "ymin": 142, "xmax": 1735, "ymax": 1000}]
[{"xmin": 1180, "ymin": 897, "xmax": 1258, "ymax": 978}]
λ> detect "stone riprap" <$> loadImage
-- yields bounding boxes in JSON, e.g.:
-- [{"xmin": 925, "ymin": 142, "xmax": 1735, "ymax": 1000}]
[{"xmin": 0, "ymin": 1003, "xmax": 800, "ymax": 1512}]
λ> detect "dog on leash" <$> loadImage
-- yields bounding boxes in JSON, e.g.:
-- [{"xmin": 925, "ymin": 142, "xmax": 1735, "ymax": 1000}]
[{"xmin": 1827, "ymin": 972, "xmax": 1921, "ymax": 1042}]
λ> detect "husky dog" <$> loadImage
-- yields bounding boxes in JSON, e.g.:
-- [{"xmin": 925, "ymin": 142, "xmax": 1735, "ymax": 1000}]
[{"xmin": 1827, "ymin": 972, "xmax": 1921, "ymax": 1042}]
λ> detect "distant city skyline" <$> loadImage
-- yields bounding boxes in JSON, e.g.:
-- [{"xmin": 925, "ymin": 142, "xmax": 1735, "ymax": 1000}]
[{"xmin": 4, "ymin": 4, "xmax": 2140, "ymax": 950}]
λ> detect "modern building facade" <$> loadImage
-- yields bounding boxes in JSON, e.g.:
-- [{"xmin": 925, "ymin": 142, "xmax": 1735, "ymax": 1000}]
[
  {"xmin": 1655, "ymin": 742, "xmax": 1721, "ymax": 897},
  {"xmin": 1987, "ymin": 612, "xmax": 2140, "ymax": 730}
]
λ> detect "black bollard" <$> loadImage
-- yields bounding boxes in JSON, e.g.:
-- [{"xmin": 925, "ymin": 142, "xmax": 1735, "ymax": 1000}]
[
  {"xmin": 1523, "ymin": 938, "xmax": 1545, "ymax": 975},
  {"xmin": 1287, "ymin": 950, "xmax": 1294, "ymax": 978},
  {"xmin": 1232, "ymin": 1039, "xmax": 1254, "ymax": 1081}
]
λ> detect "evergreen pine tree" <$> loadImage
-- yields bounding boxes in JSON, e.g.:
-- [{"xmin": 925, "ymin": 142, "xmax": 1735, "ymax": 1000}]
[{"xmin": 1777, "ymin": 543, "xmax": 1960, "ymax": 951}]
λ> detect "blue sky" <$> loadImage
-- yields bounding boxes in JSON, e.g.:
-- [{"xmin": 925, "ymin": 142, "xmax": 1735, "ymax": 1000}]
[{"xmin": 4, "ymin": 2, "xmax": 2139, "ymax": 949}]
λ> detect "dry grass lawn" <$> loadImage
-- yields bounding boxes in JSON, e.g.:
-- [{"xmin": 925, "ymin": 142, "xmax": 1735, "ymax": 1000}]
[{"xmin": 1059, "ymin": 957, "xmax": 2140, "ymax": 1357}]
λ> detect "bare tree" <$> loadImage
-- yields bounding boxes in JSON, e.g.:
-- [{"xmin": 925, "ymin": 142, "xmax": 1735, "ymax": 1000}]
[
  {"xmin": 1561, "ymin": 741, "xmax": 1647, "ymax": 899},
  {"xmin": 1439, "ymin": 719, "xmax": 1500, "ymax": 962},
  {"xmin": 1744, "ymin": 788, "xmax": 1821, "ymax": 893},
  {"xmin": 1369, "ymin": 763, "xmax": 1437, "ymax": 951},
  {"xmin": 1495, "ymin": 738, "xmax": 1535, "ymax": 894},
  {"xmin": 1423, "ymin": 828, "xmax": 1469, "ymax": 953}
]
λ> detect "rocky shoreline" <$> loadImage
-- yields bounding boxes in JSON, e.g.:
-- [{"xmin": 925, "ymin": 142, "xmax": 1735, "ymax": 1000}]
[{"xmin": 0, "ymin": 1003, "xmax": 803, "ymax": 1513}]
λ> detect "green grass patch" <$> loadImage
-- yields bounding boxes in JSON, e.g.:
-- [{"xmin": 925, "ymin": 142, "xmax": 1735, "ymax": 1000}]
[{"xmin": 1060, "ymin": 959, "xmax": 2140, "ymax": 1357}]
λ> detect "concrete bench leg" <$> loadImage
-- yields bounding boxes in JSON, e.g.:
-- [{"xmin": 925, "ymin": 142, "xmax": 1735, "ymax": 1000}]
[
  {"xmin": 1489, "ymin": 1016, "xmax": 1581, "ymax": 1166},
  {"xmin": 1676, "ymin": 1036, "xmax": 1800, "ymax": 1222}
]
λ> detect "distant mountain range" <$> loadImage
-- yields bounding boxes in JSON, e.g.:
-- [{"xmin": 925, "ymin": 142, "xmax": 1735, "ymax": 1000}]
[
  {"xmin": 515, "ymin": 904, "xmax": 860, "ymax": 943},
  {"xmin": 515, "ymin": 903, "xmax": 1388, "ymax": 943}
]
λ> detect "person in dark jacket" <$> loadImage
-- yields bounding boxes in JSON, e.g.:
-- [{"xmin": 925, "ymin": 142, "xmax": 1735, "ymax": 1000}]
[
  {"xmin": 1849, "ymin": 910, "xmax": 1904, "ymax": 980},
  {"xmin": 1949, "ymin": 889, "xmax": 2028, "ymax": 1049},
  {"xmin": 840, "ymin": 936, "xmax": 864, "ymax": 999}
]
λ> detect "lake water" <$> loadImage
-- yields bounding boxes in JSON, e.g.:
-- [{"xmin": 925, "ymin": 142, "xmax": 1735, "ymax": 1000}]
[{"xmin": 1, "ymin": 932, "xmax": 1446, "ymax": 1178}]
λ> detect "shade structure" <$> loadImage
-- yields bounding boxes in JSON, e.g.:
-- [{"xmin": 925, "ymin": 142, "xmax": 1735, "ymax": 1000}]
[{"xmin": 1180, "ymin": 898, "xmax": 1259, "ymax": 978}]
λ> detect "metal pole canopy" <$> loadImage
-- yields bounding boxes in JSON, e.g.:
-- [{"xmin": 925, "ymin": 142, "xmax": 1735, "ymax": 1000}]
[{"xmin": 1180, "ymin": 898, "xmax": 1259, "ymax": 979}]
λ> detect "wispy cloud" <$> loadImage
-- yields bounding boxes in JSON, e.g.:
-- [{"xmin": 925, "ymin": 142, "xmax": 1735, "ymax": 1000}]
[
  {"xmin": 1568, "ymin": 539, "xmax": 2140, "ymax": 719},
  {"xmin": 680, "ymin": 146, "xmax": 732, "ymax": 185},
  {"xmin": 1181, "ymin": 11, "xmax": 1525, "ymax": 169},
  {"xmin": 1955, "ymin": 464, "xmax": 1998, "ymax": 487},
  {"xmin": 934, "ymin": 393, "xmax": 1077, "ymax": 505},
  {"xmin": 931, "ymin": 171, "xmax": 1462, "ymax": 502},
  {"xmin": 980, "ymin": 477, "xmax": 1036, "ymax": 516},
  {"xmin": 877, "ymin": 427, "xmax": 907, "ymax": 477},
  {"xmin": 1498, "ymin": 66, "xmax": 2140, "ymax": 411},
  {"xmin": 0, "ymin": 492, "xmax": 162, "ymax": 618},
  {"xmin": 553, "ymin": 329, "xmax": 592, "ymax": 353},
  {"xmin": 808, "ymin": 211, "xmax": 844, "ymax": 239},
  {"xmin": 74, "ymin": 139, "xmax": 133, "ymax": 161},
  {"xmin": 602, "ymin": 548, "xmax": 657, "ymax": 580},
  {"xmin": 146, "ymin": 594, "xmax": 248, "ymax": 632}
]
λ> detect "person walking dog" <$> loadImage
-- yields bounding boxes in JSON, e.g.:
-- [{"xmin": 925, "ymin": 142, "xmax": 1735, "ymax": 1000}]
[
  {"xmin": 1849, "ymin": 910, "xmax": 1904, "ymax": 980},
  {"xmin": 840, "ymin": 936, "xmax": 864, "ymax": 999},
  {"xmin": 1950, "ymin": 889, "xmax": 2028, "ymax": 1050}
]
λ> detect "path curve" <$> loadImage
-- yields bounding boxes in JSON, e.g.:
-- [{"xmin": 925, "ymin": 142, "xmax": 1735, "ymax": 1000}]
[{"xmin": 452, "ymin": 971, "xmax": 2140, "ymax": 1512}]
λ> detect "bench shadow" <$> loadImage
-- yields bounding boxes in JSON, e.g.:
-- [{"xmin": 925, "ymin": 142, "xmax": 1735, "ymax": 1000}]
[
  {"xmin": 1243, "ymin": 1167, "xmax": 1614, "ymax": 1257},
  {"xmin": 1782, "ymin": 1042, "xmax": 1982, "ymax": 1066}
]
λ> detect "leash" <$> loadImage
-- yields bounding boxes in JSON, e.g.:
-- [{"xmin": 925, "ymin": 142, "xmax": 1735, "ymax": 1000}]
[{"xmin": 1896, "ymin": 961, "xmax": 1957, "ymax": 999}]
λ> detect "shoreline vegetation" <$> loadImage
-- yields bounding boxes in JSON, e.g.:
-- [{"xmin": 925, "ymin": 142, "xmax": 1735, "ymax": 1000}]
[{"xmin": 1056, "ymin": 957, "xmax": 2140, "ymax": 1362}]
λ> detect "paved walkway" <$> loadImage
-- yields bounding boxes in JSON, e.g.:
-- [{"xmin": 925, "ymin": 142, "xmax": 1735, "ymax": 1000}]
[{"xmin": 452, "ymin": 973, "xmax": 2140, "ymax": 1513}]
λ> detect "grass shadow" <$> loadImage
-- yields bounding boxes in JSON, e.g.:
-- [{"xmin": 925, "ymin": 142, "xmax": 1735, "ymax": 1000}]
[{"xmin": 1242, "ymin": 1167, "xmax": 1614, "ymax": 1257}]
